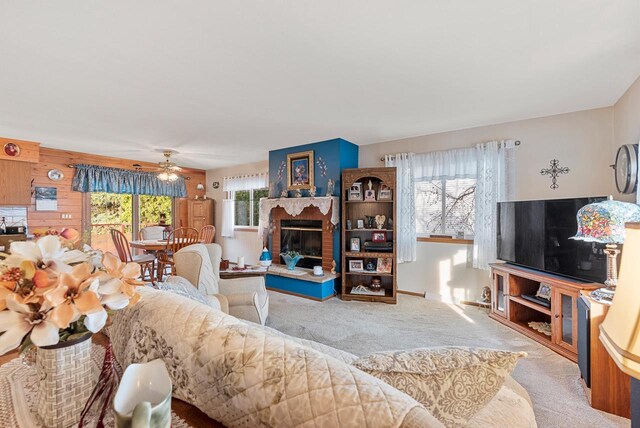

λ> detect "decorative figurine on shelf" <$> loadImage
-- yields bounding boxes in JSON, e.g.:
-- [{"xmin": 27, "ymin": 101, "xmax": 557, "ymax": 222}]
[
  {"xmin": 370, "ymin": 276, "xmax": 382, "ymax": 290},
  {"xmin": 259, "ymin": 247, "xmax": 272, "ymax": 267},
  {"xmin": 365, "ymin": 215, "xmax": 375, "ymax": 229},
  {"xmin": 364, "ymin": 180, "xmax": 376, "ymax": 201},
  {"xmin": 388, "ymin": 217, "xmax": 393, "ymax": 229},
  {"xmin": 309, "ymin": 186, "xmax": 317, "ymax": 197},
  {"xmin": 375, "ymin": 214, "xmax": 386, "ymax": 230},
  {"xmin": 326, "ymin": 179, "xmax": 335, "ymax": 196},
  {"xmin": 280, "ymin": 189, "xmax": 288, "ymax": 198},
  {"xmin": 294, "ymin": 189, "xmax": 302, "ymax": 198},
  {"xmin": 331, "ymin": 259, "xmax": 337, "ymax": 274}
]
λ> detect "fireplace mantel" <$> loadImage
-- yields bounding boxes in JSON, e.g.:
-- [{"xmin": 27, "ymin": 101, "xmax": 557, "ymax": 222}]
[{"xmin": 258, "ymin": 196, "xmax": 339, "ymax": 239}]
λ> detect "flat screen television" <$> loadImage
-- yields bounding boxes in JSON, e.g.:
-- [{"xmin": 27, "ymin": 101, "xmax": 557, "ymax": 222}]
[{"xmin": 497, "ymin": 196, "xmax": 608, "ymax": 283}]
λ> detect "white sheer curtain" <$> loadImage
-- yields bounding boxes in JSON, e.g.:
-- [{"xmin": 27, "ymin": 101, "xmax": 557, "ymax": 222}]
[
  {"xmin": 413, "ymin": 147, "xmax": 477, "ymax": 181},
  {"xmin": 473, "ymin": 140, "xmax": 517, "ymax": 270},
  {"xmin": 221, "ymin": 172, "xmax": 268, "ymax": 238},
  {"xmin": 385, "ymin": 153, "xmax": 416, "ymax": 263},
  {"xmin": 222, "ymin": 173, "xmax": 268, "ymax": 192},
  {"xmin": 221, "ymin": 199, "xmax": 235, "ymax": 238}
]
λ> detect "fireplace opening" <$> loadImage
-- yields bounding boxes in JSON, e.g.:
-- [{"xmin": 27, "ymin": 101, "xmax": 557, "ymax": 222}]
[{"xmin": 280, "ymin": 219, "xmax": 323, "ymax": 269}]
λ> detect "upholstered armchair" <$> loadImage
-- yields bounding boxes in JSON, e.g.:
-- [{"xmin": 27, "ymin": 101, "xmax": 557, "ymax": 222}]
[{"xmin": 172, "ymin": 243, "xmax": 269, "ymax": 325}]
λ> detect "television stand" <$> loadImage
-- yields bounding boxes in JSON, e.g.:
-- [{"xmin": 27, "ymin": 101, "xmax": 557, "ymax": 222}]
[{"xmin": 489, "ymin": 263, "xmax": 601, "ymax": 362}]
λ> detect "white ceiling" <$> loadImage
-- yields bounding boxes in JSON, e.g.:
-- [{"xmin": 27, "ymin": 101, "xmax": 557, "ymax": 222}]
[{"xmin": 0, "ymin": 1, "xmax": 639, "ymax": 170}]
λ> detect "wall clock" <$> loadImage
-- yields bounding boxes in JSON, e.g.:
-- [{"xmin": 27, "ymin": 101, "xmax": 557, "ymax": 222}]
[{"xmin": 614, "ymin": 143, "xmax": 638, "ymax": 194}]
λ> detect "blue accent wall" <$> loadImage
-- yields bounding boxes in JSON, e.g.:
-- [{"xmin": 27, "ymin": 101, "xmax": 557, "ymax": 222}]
[{"xmin": 268, "ymin": 138, "xmax": 358, "ymax": 279}]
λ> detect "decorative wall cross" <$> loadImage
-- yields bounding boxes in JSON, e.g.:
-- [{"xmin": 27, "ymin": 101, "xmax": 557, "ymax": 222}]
[{"xmin": 540, "ymin": 159, "xmax": 569, "ymax": 189}]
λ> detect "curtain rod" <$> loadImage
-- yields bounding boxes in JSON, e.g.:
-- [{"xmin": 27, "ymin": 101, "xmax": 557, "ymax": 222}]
[
  {"xmin": 379, "ymin": 140, "xmax": 521, "ymax": 162},
  {"xmin": 223, "ymin": 172, "xmax": 268, "ymax": 180}
]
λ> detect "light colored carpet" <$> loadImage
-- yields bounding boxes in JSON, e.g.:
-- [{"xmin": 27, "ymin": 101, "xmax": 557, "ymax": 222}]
[{"xmin": 266, "ymin": 291, "xmax": 629, "ymax": 428}]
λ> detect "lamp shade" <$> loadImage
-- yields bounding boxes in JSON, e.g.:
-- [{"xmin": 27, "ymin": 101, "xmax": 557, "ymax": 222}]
[
  {"xmin": 600, "ymin": 223, "xmax": 640, "ymax": 379},
  {"xmin": 572, "ymin": 200, "xmax": 640, "ymax": 244}
]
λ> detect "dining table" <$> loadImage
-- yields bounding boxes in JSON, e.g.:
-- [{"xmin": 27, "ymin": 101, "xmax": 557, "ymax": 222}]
[{"xmin": 129, "ymin": 239, "xmax": 171, "ymax": 252}]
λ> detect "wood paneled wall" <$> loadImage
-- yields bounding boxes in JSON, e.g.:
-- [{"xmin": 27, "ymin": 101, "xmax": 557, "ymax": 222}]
[{"xmin": 27, "ymin": 147, "xmax": 207, "ymax": 232}]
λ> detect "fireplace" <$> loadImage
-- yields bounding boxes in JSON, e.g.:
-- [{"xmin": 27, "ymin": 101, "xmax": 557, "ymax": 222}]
[
  {"xmin": 280, "ymin": 219, "xmax": 323, "ymax": 269},
  {"xmin": 271, "ymin": 205, "xmax": 335, "ymax": 272}
]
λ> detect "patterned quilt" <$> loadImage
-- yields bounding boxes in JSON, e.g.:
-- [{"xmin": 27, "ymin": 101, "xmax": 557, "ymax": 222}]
[{"xmin": 109, "ymin": 288, "xmax": 444, "ymax": 427}]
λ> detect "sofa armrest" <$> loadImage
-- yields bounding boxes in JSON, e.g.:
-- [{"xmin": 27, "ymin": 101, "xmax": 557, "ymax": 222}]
[
  {"xmin": 225, "ymin": 292, "xmax": 258, "ymax": 308},
  {"xmin": 219, "ymin": 277, "xmax": 266, "ymax": 296}
]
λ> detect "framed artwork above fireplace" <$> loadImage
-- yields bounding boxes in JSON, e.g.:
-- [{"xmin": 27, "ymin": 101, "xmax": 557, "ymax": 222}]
[{"xmin": 287, "ymin": 150, "xmax": 314, "ymax": 190}]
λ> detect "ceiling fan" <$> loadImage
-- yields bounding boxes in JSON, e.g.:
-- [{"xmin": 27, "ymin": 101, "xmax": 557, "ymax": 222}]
[{"xmin": 156, "ymin": 150, "xmax": 182, "ymax": 181}]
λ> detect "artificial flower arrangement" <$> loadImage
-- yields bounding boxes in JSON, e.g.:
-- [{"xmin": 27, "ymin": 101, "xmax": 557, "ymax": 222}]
[{"xmin": 0, "ymin": 228, "xmax": 143, "ymax": 355}]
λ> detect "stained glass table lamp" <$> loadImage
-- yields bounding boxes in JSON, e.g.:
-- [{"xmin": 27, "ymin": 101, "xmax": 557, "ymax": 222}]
[{"xmin": 572, "ymin": 199, "xmax": 640, "ymax": 303}]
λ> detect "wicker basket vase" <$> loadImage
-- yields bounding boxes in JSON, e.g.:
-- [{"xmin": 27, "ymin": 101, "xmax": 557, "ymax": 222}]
[{"xmin": 35, "ymin": 334, "xmax": 95, "ymax": 428}]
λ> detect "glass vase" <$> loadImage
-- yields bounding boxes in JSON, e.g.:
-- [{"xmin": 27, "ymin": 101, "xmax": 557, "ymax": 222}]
[{"xmin": 280, "ymin": 253, "xmax": 303, "ymax": 270}]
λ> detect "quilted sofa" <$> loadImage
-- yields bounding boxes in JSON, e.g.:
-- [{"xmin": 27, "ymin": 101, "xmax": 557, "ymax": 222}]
[
  {"xmin": 173, "ymin": 243, "xmax": 269, "ymax": 325},
  {"xmin": 109, "ymin": 287, "xmax": 536, "ymax": 427}
]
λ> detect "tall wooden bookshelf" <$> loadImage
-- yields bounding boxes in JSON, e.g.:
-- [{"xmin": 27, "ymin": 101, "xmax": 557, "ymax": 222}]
[{"xmin": 341, "ymin": 167, "xmax": 397, "ymax": 303}]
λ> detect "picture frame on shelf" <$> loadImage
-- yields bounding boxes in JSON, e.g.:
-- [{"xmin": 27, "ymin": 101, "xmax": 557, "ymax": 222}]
[
  {"xmin": 378, "ymin": 183, "xmax": 392, "ymax": 200},
  {"xmin": 364, "ymin": 189, "xmax": 376, "ymax": 201},
  {"xmin": 350, "ymin": 237, "xmax": 361, "ymax": 252},
  {"xmin": 349, "ymin": 260, "xmax": 364, "ymax": 272},
  {"xmin": 356, "ymin": 219, "xmax": 365, "ymax": 229},
  {"xmin": 348, "ymin": 182, "xmax": 363, "ymax": 200},
  {"xmin": 376, "ymin": 257, "xmax": 392, "ymax": 273},
  {"xmin": 287, "ymin": 150, "xmax": 314, "ymax": 190},
  {"xmin": 372, "ymin": 231, "xmax": 386, "ymax": 242},
  {"xmin": 365, "ymin": 259, "xmax": 377, "ymax": 271}
]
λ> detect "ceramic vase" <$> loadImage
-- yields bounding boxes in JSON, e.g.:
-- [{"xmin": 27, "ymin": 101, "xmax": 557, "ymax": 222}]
[{"xmin": 35, "ymin": 334, "xmax": 95, "ymax": 428}]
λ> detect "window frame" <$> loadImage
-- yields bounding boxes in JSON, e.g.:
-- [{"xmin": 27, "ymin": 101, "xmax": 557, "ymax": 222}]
[
  {"xmin": 415, "ymin": 177, "xmax": 476, "ymax": 240},
  {"xmin": 232, "ymin": 188, "xmax": 268, "ymax": 229}
]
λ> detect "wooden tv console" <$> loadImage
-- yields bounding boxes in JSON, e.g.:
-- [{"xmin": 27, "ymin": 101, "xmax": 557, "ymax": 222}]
[{"xmin": 489, "ymin": 263, "xmax": 601, "ymax": 362}]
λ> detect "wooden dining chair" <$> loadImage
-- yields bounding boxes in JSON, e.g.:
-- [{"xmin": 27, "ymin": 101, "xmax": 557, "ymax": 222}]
[
  {"xmin": 139, "ymin": 225, "xmax": 165, "ymax": 240},
  {"xmin": 199, "ymin": 225, "xmax": 216, "ymax": 244},
  {"xmin": 156, "ymin": 227, "xmax": 199, "ymax": 282},
  {"xmin": 109, "ymin": 228, "xmax": 156, "ymax": 282}
]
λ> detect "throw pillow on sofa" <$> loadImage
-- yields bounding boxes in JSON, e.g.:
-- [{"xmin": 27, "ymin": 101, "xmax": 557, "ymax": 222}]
[
  {"xmin": 352, "ymin": 347, "xmax": 526, "ymax": 428},
  {"xmin": 156, "ymin": 277, "xmax": 209, "ymax": 305}
]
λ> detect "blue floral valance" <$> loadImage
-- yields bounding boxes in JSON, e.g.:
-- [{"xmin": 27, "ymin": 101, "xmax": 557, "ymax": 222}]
[{"xmin": 72, "ymin": 164, "xmax": 187, "ymax": 198}]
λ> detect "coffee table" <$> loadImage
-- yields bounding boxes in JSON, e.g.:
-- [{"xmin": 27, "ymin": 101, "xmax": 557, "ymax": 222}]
[{"xmin": 219, "ymin": 263, "xmax": 268, "ymax": 279}]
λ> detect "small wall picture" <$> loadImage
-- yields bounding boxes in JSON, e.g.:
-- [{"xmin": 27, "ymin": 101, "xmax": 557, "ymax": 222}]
[
  {"xmin": 379, "ymin": 184, "xmax": 392, "ymax": 200},
  {"xmin": 372, "ymin": 231, "xmax": 387, "ymax": 242},
  {"xmin": 356, "ymin": 219, "xmax": 365, "ymax": 229},
  {"xmin": 35, "ymin": 187, "xmax": 58, "ymax": 211},
  {"xmin": 287, "ymin": 150, "xmax": 314, "ymax": 190},
  {"xmin": 349, "ymin": 182, "xmax": 363, "ymax": 200},
  {"xmin": 349, "ymin": 260, "xmax": 364, "ymax": 272},
  {"xmin": 350, "ymin": 237, "xmax": 361, "ymax": 252},
  {"xmin": 376, "ymin": 257, "xmax": 393, "ymax": 273},
  {"xmin": 364, "ymin": 189, "xmax": 376, "ymax": 201}
]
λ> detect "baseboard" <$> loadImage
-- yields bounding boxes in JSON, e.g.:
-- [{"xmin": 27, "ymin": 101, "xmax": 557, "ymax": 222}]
[
  {"xmin": 397, "ymin": 289, "xmax": 426, "ymax": 298},
  {"xmin": 266, "ymin": 287, "xmax": 335, "ymax": 302}
]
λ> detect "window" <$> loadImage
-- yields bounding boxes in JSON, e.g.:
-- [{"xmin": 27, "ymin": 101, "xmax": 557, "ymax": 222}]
[
  {"xmin": 89, "ymin": 192, "xmax": 173, "ymax": 253},
  {"xmin": 234, "ymin": 188, "xmax": 268, "ymax": 227},
  {"xmin": 415, "ymin": 178, "xmax": 476, "ymax": 236}
]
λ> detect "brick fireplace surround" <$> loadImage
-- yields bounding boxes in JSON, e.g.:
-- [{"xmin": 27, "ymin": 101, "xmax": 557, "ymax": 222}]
[{"xmin": 271, "ymin": 205, "xmax": 335, "ymax": 272}]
